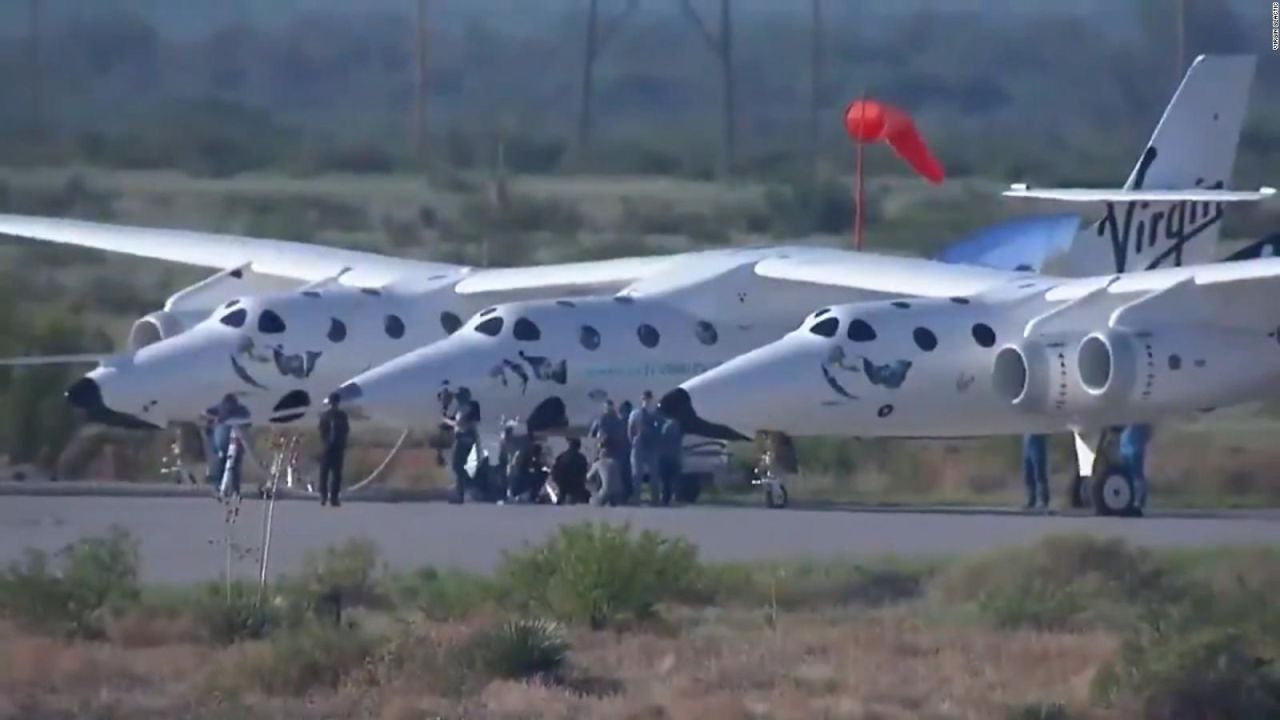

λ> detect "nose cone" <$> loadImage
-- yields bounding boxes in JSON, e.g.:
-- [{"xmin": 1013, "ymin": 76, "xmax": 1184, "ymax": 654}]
[
  {"xmin": 658, "ymin": 387, "xmax": 750, "ymax": 441},
  {"xmin": 669, "ymin": 336, "xmax": 816, "ymax": 440},
  {"xmin": 342, "ymin": 344, "xmax": 462, "ymax": 429},
  {"xmin": 65, "ymin": 376, "xmax": 160, "ymax": 430}
]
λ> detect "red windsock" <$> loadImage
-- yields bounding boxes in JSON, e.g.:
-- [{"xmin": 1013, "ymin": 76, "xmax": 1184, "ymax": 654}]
[{"xmin": 844, "ymin": 100, "xmax": 945, "ymax": 184}]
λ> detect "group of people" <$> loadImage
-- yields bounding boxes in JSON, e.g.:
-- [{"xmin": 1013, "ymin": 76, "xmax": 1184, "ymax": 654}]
[
  {"xmin": 200, "ymin": 391, "xmax": 351, "ymax": 508},
  {"xmin": 443, "ymin": 389, "xmax": 686, "ymax": 507},
  {"xmin": 1021, "ymin": 424, "xmax": 1151, "ymax": 512}
]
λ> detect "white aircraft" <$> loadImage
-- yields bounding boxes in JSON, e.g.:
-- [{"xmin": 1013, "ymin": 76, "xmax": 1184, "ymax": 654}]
[
  {"xmin": 339, "ymin": 56, "xmax": 1268, "ymax": 478},
  {"xmin": 663, "ymin": 255, "xmax": 1280, "ymax": 516}
]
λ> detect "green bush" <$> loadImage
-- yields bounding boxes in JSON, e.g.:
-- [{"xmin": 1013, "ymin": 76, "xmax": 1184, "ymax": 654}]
[
  {"xmin": 931, "ymin": 535, "xmax": 1180, "ymax": 632},
  {"xmin": 210, "ymin": 621, "xmax": 376, "ymax": 697},
  {"xmin": 1092, "ymin": 628, "xmax": 1280, "ymax": 720},
  {"xmin": 383, "ymin": 566, "xmax": 495, "ymax": 621},
  {"xmin": 297, "ymin": 537, "xmax": 384, "ymax": 608},
  {"xmin": 190, "ymin": 581, "xmax": 275, "ymax": 645},
  {"xmin": 698, "ymin": 560, "xmax": 931, "ymax": 610},
  {"xmin": 0, "ymin": 526, "xmax": 141, "ymax": 638},
  {"xmin": 450, "ymin": 618, "xmax": 569, "ymax": 686},
  {"xmin": 496, "ymin": 522, "xmax": 700, "ymax": 629}
]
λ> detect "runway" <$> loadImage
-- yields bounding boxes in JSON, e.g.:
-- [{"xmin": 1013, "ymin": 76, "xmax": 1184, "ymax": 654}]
[{"xmin": 1, "ymin": 495, "xmax": 1277, "ymax": 584}]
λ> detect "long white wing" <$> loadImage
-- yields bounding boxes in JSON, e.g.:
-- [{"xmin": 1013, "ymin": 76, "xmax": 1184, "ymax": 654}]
[
  {"xmin": 753, "ymin": 248, "xmax": 1030, "ymax": 298},
  {"xmin": 0, "ymin": 214, "xmax": 458, "ymax": 287}
]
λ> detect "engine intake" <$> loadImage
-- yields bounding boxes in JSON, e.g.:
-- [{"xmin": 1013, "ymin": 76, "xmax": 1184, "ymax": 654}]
[{"xmin": 128, "ymin": 311, "xmax": 188, "ymax": 351}]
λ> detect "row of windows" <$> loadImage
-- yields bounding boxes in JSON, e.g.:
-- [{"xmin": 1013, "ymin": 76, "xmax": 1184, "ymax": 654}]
[
  {"xmin": 218, "ymin": 308, "xmax": 407, "ymax": 343},
  {"xmin": 807, "ymin": 316, "xmax": 998, "ymax": 351},
  {"xmin": 469, "ymin": 314, "xmax": 719, "ymax": 350}
]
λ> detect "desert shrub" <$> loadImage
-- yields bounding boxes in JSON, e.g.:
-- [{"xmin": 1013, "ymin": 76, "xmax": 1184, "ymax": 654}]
[
  {"xmin": 0, "ymin": 526, "xmax": 140, "ymax": 639},
  {"xmin": 190, "ymin": 581, "xmax": 276, "ymax": 645},
  {"xmin": 207, "ymin": 620, "xmax": 375, "ymax": 697},
  {"xmin": 496, "ymin": 522, "xmax": 700, "ymax": 629},
  {"xmin": 448, "ymin": 618, "xmax": 569, "ymax": 687},
  {"xmin": 1005, "ymin": 700, "xmax": 1070, "ymax": 720},
  {"xmin": 383, "ymin": 567, "xmax": 495, "ymax": 621},
  {"xmin": 1092, "ymin": 628, "xmax": 1280, "ymax": 720},
  {"xmin": 297, "ymin": 537, "xmax": 384, "ymax": 608},
  {"xmin": 931, "ymin": 534, "xmax": 1181, "ymax": 632}
]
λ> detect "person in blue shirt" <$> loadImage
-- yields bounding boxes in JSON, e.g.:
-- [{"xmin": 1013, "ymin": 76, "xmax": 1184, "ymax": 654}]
[
  {"xmin": 1022, "ymin": 433, "xmax": 1049, "ymax": 510},
  {"xmin": 1118, "ymin": 424, "xmax": 1152, "ymax": 513},
  {"xmin": 627, "ymin": 391, "xmax": 663, "ymax": 505}
]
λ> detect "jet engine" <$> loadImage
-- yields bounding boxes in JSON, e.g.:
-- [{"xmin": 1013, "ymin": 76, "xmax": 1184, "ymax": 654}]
[{"xmin": 994, "ymin": 326, "xmax": 1280, "ymax": 417}]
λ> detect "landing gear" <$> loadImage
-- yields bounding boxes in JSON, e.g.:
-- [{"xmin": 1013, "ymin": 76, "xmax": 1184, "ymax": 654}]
[
  {"xmin": 753, "ymin": 431, "xmax": 795, "ymax": 509},
  {"xmin": 1073, "ymin": 429, "xmax": 1141, "ymax": 517},
  {"xmin": 763, "ymin": 478, "xmax": 789, "ymax": 509},
  {"xmin": 1091, "ymin": 469, "xmax": 1140, "ymax": 517}
]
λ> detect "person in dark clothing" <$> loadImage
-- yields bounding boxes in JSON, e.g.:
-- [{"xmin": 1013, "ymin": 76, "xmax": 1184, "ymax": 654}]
[
  {"xmin": 508, "ymin": 441, "xmax": 547, "ymax": 502},
  {"xmin": 552, "ymin": 438, "xmax": 591, "ymax": 505},
  {"xmin": 443, "ymin": 387, "xmax": 480, "ymax": 503},
  {"xmin": 657, "ymin": 415, "xmax": 683, "ymax": 506},
  {"xmin": 318, "ymin": 392, "xmax": 350, "ymax": 507}
]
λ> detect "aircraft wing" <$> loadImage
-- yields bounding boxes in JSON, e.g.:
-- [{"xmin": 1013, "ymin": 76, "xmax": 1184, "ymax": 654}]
[
  {"xmin": 1036, "ymin": 256, "xmax": 1280, "ymax": 333},
  {"xmin": 753, "ymin": 247, "xmax": 1027, "ymax": 298},
  {"xmin": 0, "ymin": 214, "xmax": 460, "ymax": 287},
  {"xmin": 452, "ymin": 254, "xmax": 679, "ymax": 297}
]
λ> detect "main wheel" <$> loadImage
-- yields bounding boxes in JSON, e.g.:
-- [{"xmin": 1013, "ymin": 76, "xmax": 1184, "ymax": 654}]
[
  {"xmin": 1091, "ymin": 470, "xmax": 1136, "ymax": 517},
  {"xmin": 764, "ymin": 482, "xmax": 788, "ymax": 509}
]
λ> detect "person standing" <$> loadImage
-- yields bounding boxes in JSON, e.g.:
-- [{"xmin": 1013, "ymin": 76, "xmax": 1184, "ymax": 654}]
[
  {"xmin": 209, "ymin": 394, "xmax": 249, "ymax": 500},
  {"xmin": 617, "ymin": 399, "xmax": 635, "ymax": 498},
  {"xmin": 317, "ymin": 392, "xmax": 350, "ymax": 507},
  {"xmin": 657, "ymin": 414, "xmax": 683, "ymax": 506},
  {"xmin": 551, "ymin": 438, "xmax": 590, "ymax": 505},
  {"xmin": 589, "ymin": 399, "xmax": 628, "ymax": 489},
  {"xmin": 1022, "ymin": 433, "xmax": 1049, "ymax": 510},
  {"xmin": 628, "ymin": 390, "xmax": 663, "ymax": 505},
  {"xmin": 1118, "ymin": 424, "xmax": 1152, "ymax": 514},
  {"xmin": 443, "ymin": 387, "xmax": 480, "ymax": 504}
]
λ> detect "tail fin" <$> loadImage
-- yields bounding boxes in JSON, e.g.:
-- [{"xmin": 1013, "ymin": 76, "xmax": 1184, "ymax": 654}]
[{"xmin": 1019, "ymin": 55, "xmax": 1259, "ymax": 276}]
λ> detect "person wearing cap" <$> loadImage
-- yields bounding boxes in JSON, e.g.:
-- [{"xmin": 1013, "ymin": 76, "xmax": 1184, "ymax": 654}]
[{"xmin": 318, "ymin": 391, "xmax": 351, "ymax": 507}]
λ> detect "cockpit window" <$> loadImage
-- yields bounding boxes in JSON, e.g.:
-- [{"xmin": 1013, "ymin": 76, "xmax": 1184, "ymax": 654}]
[
  {"xmin": 257, "ymin": 309, "xmax": 286, "ymax": 334},
  {"xmin": 812, "ymin": 308, "xmax": 831, "ymax": 319},
  {"xmin": 580, "ymin": 325, "xmax": 601, "ymax": 351},
  {"xmin": 809, "ymin": 317, "xmax": 838, "ymax": 338},
  {"xmin": 440, "ymin": 311, "xmax": 462, "ymax": 336},
  {"xmin": 220, "ymin": 308, "xmax": 247, "ymax": 328},
  {"xmin": 695, "ymin": 320, "xmax": 718, "ymax": 345},
  {"xmin": 384, "ymin": 314, "xmax": 406, "ymax": 339},
  {"xmin": 847, "ymin": 319, "xmax": 877, "ymax": 342},
  {"xmin": 475, "ymin": 316, "xmax": 504, "ymax": 337},
  {"xmin": 513, "ymin": 317, "xmax": 541, "ymax": 342},
  {"xmin": 223, "ymin": 299, "xmax": 240, "ymax": 309},
  {"xmin": 637, "ymin": 323, "xmax": 660, "ymax": 348}
]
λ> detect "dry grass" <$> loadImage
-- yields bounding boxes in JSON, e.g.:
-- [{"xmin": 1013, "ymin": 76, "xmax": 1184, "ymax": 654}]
[{"xmin": 0, "ymin": 610, "xmax": 1123, "ymax": 719}]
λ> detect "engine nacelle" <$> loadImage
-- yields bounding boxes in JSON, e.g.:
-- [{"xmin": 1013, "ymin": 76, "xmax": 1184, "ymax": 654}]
[
  {"xmin": 991, "ymin": 338, "xmax": 1099, "ymax": 415},
  {"xmin": 128, "ymin": 311, "xmax": 193, "ymax": 351},
  {"xmin": 994, "ymin": 327, "xmax": 1280, "ymax": 418},
  {"xmin": 1076, "ymin": 327, "xmax": 1280, "ymax": 412}
]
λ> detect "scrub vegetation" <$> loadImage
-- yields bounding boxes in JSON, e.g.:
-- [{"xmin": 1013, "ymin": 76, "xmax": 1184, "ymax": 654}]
[{"xmin": 0, "ymin": 523, "xmax": 1275, "ymax": 719}]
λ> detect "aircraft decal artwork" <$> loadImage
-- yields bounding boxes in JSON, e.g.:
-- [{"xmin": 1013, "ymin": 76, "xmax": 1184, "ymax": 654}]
[
  {"xmin": 272, "ymin": 347, "xmax": 322, "ymax": 380},
  {"xmin": 489, "ymin": 352, "xmax": 568, "ymax": 395},
  {"xmin": 819, "ymin": 345, "xmax": 913, "ymax": 406},
  {"xmin": 230, "ymin": 355, "xmax": 268, "ymax": 390}
]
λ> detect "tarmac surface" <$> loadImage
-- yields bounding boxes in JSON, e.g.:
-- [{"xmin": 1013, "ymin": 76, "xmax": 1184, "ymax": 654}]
[{"xmin": 0, "ymin": 483, "xmax": 1277, "ymax": 584}]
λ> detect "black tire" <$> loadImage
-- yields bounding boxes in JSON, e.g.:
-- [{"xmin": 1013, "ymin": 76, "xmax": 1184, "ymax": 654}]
[
  {"xmin": 1069, "ymin": 475, "xmax": 1089, "ymax": 509},
  {"xmin": 1091, "ymin": 469, "xmax": 1136, "ymax": 517},
  {"xmin": 764, "ymin": 483, "xmax": 788, "ymax": 509}
]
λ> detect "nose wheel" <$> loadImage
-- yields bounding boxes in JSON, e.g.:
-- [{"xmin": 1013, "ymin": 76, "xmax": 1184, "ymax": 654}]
[{"xmin": 762, "ymin": 478, "xmax": 788, "ymax": 508}]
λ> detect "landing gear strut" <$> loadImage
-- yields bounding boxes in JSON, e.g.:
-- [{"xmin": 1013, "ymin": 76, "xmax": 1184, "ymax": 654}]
[
  {"xmin": 1072, "ymin": 429, "xmax": 1140, "ymax": 517},
  {"xmin": 754, "ymin": 431, "xmax": 796, "ymax": 509}
]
